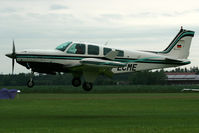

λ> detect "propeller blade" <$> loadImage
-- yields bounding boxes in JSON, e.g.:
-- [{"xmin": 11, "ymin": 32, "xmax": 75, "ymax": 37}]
[
  {"xmin": 12, "ymin": 57, "xmax": 15, "ymax": 74},
  {"xmin": 13, "ymin": 40, "xmax": 16, "ymax": 57},
  {"xmin": 13, "ymin": 40, "xmax": 15, "ymax": 53},
  {"xmin": 12, "ymin": 40, "xmax": 16, "ymax": 74}
]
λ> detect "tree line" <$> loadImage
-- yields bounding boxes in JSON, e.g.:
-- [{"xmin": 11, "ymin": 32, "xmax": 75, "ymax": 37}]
[{"xmin": 0, "ymin": 66, "xmax": 198, "ymax": 86}]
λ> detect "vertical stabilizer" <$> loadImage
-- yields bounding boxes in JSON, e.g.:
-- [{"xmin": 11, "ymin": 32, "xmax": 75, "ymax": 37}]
[{"xmin": 159, "ymin": 28, "xmax": 195, "ymax": 59}]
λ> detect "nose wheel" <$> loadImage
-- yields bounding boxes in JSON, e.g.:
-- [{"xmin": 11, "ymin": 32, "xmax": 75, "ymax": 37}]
[
  {"xmin": 27, "ymin": 79, "xmax": 35, "ymax": 88},
  {"xmin": 82, "ymin": 82, "xmax": 93, "ymax": 91},
  {"xmin": 27, "ymin": 70, "xmax": 35, "ymax": 88}
]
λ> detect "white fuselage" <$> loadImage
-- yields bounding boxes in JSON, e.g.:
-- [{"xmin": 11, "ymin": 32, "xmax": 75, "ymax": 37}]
[{"xmin": 15, "ymin": 42, "xmax": 187, "ymax": 74}]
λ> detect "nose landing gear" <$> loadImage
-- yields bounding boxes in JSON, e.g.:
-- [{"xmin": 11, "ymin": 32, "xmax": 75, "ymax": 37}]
[
  {"xmin": 27, "ymin": 79, "xmax": 34, "ymax": 88},
  {"xmin": 27, "ymin": 70, "xmax": 35, "ymax": 88}
]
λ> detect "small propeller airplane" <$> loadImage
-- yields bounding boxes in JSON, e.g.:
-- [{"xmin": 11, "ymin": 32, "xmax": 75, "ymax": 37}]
[{"xmin": 6, "ymin": 27, "xmax": 195, "ymax": 91}]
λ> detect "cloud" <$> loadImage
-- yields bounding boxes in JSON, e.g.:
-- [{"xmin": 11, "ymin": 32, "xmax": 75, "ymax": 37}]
[
  {"xmin": 0, "ymin": 7, "xmax": 17, "ymax": 13},
  {"xmin": 101, "ymin": 14, "xmax": 123, "ymax": 20},
  {"xmin": 50, "ymin": 4, "xmax": 68, "ymax": 10},
  {"xmin": 159, "ymin": 8, "xmax": 199, "ymax": 17},
  {"xmin": 129, "ymin": 8, "xmax": 199, "ymax": 19},
  {"xmin": 193, "ymin": 8, "xmax": 199, "ymax": 12},
  {"xmin": 0, "ymin": 0, "xmax": 199, "ymax": 74},
  {"xmin": 130, "ymin": 12, "xmax": 158, "ymax": 18}
]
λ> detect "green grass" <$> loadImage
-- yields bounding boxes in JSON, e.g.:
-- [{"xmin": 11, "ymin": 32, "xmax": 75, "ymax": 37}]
[
  {"xmin": 0, "ymin": 93, "xmax": 199, "ymax": 133},
  {"xmin": 2, "ymin": 85, "xmax": 199, "ymax": 93}
]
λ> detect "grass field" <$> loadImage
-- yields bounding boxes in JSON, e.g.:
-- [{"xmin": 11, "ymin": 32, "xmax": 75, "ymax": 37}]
[
  {"xmin": 3, "ymin": 85, "xmax": 199, "ymax": 93},
  {"xmin": 0, "ymin": 93, "xmax": 199, "ymax": 133}
]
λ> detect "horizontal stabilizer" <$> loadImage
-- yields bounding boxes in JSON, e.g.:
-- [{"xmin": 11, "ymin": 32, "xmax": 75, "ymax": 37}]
[
  {"xmin": 165, "ymin": 58, "xmax": 183, "ymax": 63},
  {"xmin": 165, "ymin": 58, "xmax": 190, "ymax": 65}
]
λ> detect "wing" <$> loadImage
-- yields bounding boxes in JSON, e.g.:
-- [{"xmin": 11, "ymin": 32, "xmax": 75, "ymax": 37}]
[
  {"xmin": 80, "ymin": 58, "xmax": 126, "ymax": 67},
  {"xmin": 69, "ymin": 58, "xmax": 127, "ymax": 82}
]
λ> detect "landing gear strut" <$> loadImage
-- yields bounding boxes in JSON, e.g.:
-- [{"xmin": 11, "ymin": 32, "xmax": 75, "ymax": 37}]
[
  {"xmin": 27, "ymin": 70, "xmax": 35, "ymax": 88},
  {"xmin": 72, "ymin": 78, "xmax": 81, "ymax": 87},
  {"xmin": 82, "ymin": 82, "xmax": 93, "ymax": 91}
]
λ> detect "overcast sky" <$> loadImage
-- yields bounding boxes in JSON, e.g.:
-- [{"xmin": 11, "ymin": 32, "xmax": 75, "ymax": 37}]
[{"xmin": 1, "ymin": 0, "xmax": 199, "ymax": 74}]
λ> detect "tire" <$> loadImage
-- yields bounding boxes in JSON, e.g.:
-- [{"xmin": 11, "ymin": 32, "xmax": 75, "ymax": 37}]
[
  {"xmin": 27, "ymin": 80, "xmax": 34, "ymax": 88},
  {"xmin": 72, "ymin": 78, "xmax": 81, "ymax": 87},
  {"xmin": 82, "ymin": 82, "xmax": 93, "ymax": 91}
]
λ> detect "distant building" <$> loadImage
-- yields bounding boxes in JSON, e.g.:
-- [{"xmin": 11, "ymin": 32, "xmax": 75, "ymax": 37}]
[{"xmin": 166, "ymin": 72, "xmax": 199, "ymax": 84}]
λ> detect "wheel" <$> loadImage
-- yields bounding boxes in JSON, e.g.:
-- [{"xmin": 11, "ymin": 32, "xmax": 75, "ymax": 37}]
[
  {"xmin": 72, "ymin": 78, "xmax": 81, "ymax": 87},
  {"xmin": 82, "ymin": 82, "xmax": 93, "ymax": 91},
  {"xmin": 27, "ymin": 80, "xmax": 35, "ymax": 88}
]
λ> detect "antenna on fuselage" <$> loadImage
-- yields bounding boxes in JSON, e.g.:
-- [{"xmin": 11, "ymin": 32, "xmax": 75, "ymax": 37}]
[{"xmin": 104, "ymin": 41, "xmax": 108, "ymax": 46}]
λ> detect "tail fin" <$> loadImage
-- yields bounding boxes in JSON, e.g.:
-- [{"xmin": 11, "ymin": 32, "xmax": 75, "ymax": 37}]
[{"xmin": 159, "ymin": 27, "xmax": 195, "ymax": 59}]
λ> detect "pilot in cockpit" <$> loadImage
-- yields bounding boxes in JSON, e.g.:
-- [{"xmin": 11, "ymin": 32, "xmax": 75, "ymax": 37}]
[{"xmin": 75, "ymin": 44, "xmax": 83, "ymax": 54}]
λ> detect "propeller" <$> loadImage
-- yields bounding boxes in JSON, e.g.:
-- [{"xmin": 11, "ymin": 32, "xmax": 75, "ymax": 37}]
[
  {"xmin": 12, "ymin": 40, "xmax": 16, "ymax": 74},
  {"xmin": 6, "ymin": 40, "xmax": 16, "ymax": 74}
]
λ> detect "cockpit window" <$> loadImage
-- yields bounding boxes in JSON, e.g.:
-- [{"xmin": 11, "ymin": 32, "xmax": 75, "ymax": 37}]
[
  {"xmin": 116, "ymin": 50, "xmax": 124, "ymax": 57},
  {"xmin": 88, "ymin": 45, "xmax": 99, "ymax": 55},
  {"xmin": 56, "ymin": 41, "xmax": 72, "ymax": 52},
  {"xmin": 103, "ymin": 47, "xmax": 112, "ymax": 55},
  {"xmin": 67, "ymin": 43, "xmax": 85, "ymax": 54}
]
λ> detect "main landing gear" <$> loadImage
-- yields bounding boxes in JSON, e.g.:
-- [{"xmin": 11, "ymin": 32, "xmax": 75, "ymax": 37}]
[
  {"xmin": 72, "ymin": 77, "xmax": 93, "ymax": 91},
  {"xmin": 26, "ymin": 72, "xmax": 93, "ymax": 91},
  {"xmin": 72, "ymin": 78, "xmax": 81, "ymax": 87},
  {"xmin": 27, "ymin": 71, "xmax": 35, "ymax": 88},
  {"xmin": 82, "ymin": 82, "xmax": 93, "ymax": 91}
]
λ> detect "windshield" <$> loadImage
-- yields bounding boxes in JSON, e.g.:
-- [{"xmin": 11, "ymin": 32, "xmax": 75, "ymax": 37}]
[
  {"xmin": 55, "ymin": 41, "xmax": 72, "ymax": 52},
  {"xmin": 67, "ymin": 43, "xmax": 85, "ymax": 54}
]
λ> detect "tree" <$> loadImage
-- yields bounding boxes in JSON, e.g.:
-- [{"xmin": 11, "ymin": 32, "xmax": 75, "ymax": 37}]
[{"xmin": 129, "ymin": 70, "xmax": 167, "ymax": 85}]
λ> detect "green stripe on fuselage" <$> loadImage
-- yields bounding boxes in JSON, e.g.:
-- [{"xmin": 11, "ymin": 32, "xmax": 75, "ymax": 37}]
[
  {"xmin": 16, "ymin": 55, "xmax": 190, "ymax": 65},
  {"xmin": 16, "ymin": 55, "xmax": 83, "ymax": 60}
]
